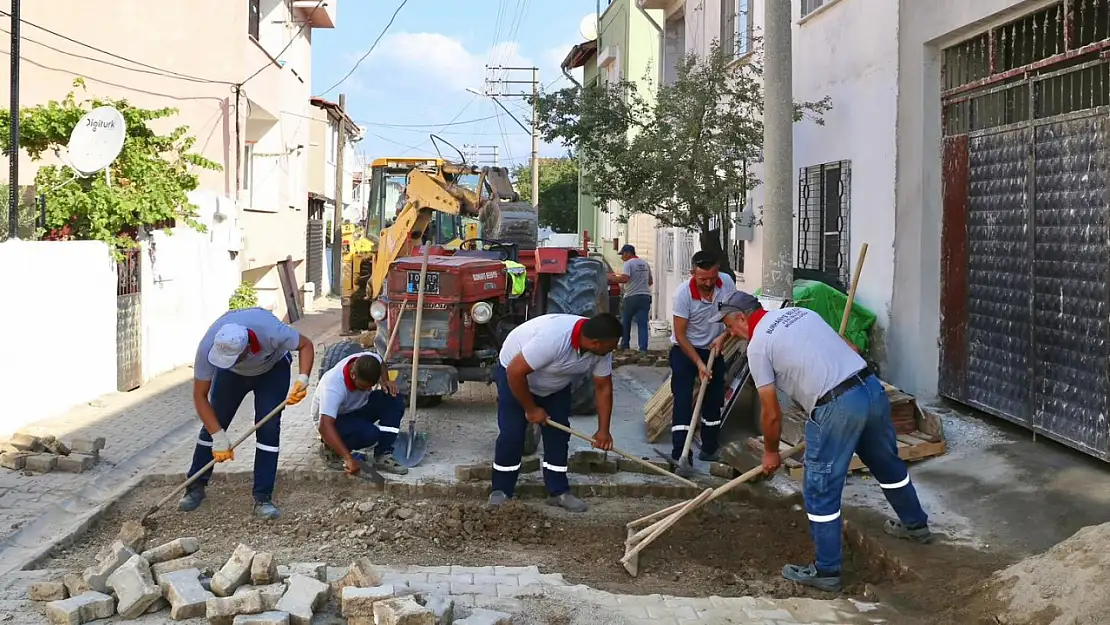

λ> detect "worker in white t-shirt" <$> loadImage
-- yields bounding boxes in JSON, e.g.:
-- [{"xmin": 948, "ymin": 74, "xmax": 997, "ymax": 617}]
[
  {"xmin": 181, "ymin": 307, "xmax": 315, "ymax": 521},
  {"xmin": 718, "ymin": 291, "xmax": 931, "ymax": 593},
  {"xmin": 490, "ymin": 313, "xmax": 622, "ymax": 513},
  {"xmin": 668, "ymin": 250, "xmax": 737, "ymax": 470},
  {"xmin": 311, "ymin": 351, "xmax": 409, "ymax": 476}
]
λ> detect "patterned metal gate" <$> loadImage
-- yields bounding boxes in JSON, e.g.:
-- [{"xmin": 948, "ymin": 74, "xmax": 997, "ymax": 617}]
[
  {"xmin": 116, "ymin": 248, "xmax": 143, "ymax": 392},
  {"xmin": 307, "ymin": 196, "xmax": 325, "ymax": 298},
  {"xmin": 939, "ymin": 2, "xmax": 1110, "ymax": 458}
]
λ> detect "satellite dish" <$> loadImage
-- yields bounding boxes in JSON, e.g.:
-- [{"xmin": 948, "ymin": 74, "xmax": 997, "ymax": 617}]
[
  {"xmin": 67, "ymin": 106, "xmax": 126, "ymax": 177},
  {"xmin": 579, "ymin": 14, "xmax": 598, "ymax": 41}
]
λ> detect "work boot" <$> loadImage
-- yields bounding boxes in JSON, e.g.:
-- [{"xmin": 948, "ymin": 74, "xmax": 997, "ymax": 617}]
[
  {"xmin": 373, "ymin": 453, "xmax": 410, "ymax": 476},
  {"xmin": 546, "ymin": 493, "xmax": 588, "ymax": 513},
  {"xmin": 488, "ymin": 490, "xmax": 509, "ymax": 507},
  {"xmin": 254, "ymin": 497, "xmax": 281, "ymax": 521},
  {"xmin": 781, "ymin": 563, "xmax": 842, "ymax": 593},
  {"xmin": 883, "ymin": 519, "xmax": 934, "ymax": 544},
  {"xmin": 698, "ymin": 450, "xmax": 720, "ymax": 462},
  {"xmin": 178, "ymin": 487, "xmax": 206, "ymax": 512}
]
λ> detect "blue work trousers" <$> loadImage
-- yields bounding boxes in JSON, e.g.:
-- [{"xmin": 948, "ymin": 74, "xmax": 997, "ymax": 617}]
[
  {"xmin": 333, "ymin": 390, "xmax": 406, "ymax": 457},
  {"xmin": 491, "ymin": 364, "xmax": 572, "ymax": 497},
  {"xmin": 669, "ymin": 345, "xmax": 726, "ymax": 459},
  {"xmin": 620, "ymin": 294, "xmax": 652, "ymax": 352},
  {"xmin": 187, "ymin": 353, "xmax": 290, "ymax": 501},
  {"xmin": 804, "ymin": 373, "xmax": 929, "ymax": 573}
]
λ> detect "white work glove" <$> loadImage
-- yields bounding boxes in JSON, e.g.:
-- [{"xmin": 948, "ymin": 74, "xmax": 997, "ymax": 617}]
[{"xmin": 211, "ymin": 429, "xmax": 234, "ymax": 463}]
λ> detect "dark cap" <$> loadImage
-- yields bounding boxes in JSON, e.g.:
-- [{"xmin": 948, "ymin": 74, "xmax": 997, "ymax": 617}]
[
  {"xmin": 691, "ymin": 250, "xmax": 718, "ymax": 269},
  {"xmin": 619, "ymin": 244, "xmax": 636, "ymax": 255},
  {"xmin": 717, "ymin": 291, "xmax": 762, "ymax": 320}
]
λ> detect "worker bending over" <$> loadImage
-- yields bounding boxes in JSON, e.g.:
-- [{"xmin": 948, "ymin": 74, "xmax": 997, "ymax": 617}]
[
  {"xmin": 668, "ymin": 250, "xmax": 736, "ymax": 469},
  {"xmin": 181, "ymin": 308, "xmax": 315, "ymax": 520},
  {"xmin": 490, "ymin": 313, "xmax": 622, "ymax": 513},
  {"xmin": 312, "ymin": 351, "xmax": 409, "ymax": 476},
  {"xmin": 718, "ymin": 291, "xmax": 932, "ymax": 592}
]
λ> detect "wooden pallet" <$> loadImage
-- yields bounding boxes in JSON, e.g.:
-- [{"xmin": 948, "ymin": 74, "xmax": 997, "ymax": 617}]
[
  {"xmin": 642, "ymin": 336, "xmax": 746, "ymax": 442},
  {"xmin": 745, "ymin": 405, "xmax": 947, "ymax": 481}
]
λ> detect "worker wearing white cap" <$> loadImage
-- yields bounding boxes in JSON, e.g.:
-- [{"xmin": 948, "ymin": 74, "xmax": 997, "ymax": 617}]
[
  {"xmin": 180, "ymin": 307, "xmax": 315, "ymax": 520},
  {"xmin": 717, "ymin": 291, "xmax": 931, "ymax": 593}
]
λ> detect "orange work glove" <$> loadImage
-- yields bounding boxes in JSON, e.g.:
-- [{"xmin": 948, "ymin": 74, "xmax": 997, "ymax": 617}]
[
  {"xmin": 211, "ymin": 429, "xmax": 234, "ymax": 463},
  {"xmin": 286, "ymin": 374, "xmax": 310, "ymax": 406}
]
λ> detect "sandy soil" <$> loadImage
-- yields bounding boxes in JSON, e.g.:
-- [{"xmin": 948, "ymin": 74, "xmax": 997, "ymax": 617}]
[{"xmin": 40, "ymin": 477, "xmax": 891, "ymax": 601}]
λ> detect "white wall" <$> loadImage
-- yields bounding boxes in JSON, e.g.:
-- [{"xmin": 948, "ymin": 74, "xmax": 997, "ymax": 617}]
[
  {"xmin": 790, "ymin": 0, "xmax": 900, "ymax": 363},
  {"xmin": 0, "ymin": 241, "xmax": 117, "ymax": 436},
  {"xmin": 140, "ymin": 191, "xmax": 241, "ymax": 382},
  {"xmin": 889, "ymin": 0, "xmax": 1053, "ymax": 397}
]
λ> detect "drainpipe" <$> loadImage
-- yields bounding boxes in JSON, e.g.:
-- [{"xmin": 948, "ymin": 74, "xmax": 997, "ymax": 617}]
[
  {"xmin": 562, "ymin": 66, "xmax": 581, "ymax": 88},
  {"xmin": 636, "ymin": 0, "xmax": 665, "ymax": 87}
]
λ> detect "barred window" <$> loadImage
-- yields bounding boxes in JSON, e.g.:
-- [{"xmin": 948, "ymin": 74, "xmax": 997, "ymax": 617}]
[{"xmin": 797, "ymin": 161, "xmax": 851, "ymax": 286}]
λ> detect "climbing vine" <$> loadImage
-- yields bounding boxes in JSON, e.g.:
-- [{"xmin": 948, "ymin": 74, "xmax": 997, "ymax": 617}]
[{"xmin": 0, "ymin": 78, "xmax": 221, "ymax": 253}]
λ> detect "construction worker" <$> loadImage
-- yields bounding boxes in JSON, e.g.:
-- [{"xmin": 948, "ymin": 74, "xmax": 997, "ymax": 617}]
[
  {"xmin": 668, "ymin": 250, "xmax": 736, "ymax": 468},
  {"xmin": 614, "ymin": 244, "xmax": 653, "ymax": 352},
  {"xmin": 717, "ymin": 291, "xmax": 932, "ymax": 592},
  {"xmin": 312, "ymin": 351, "xmax": 409, "ymax": 476},
  {"xmin": 490, "ymin": 312, "xmax": 623, "ymax": 513},
  {"xmin": 180, "ymin": 307, "xmax": 315, "ymax": 520}
]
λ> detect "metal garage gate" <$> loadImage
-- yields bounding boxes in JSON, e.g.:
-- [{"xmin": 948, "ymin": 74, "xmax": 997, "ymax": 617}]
[
  {"xmin": 306, "ymin": 196, "xmax": 326, "ymax": 299},
  {"xmin": 939, "ymin": 1, "xmax": 1110, "ymax": 458}
]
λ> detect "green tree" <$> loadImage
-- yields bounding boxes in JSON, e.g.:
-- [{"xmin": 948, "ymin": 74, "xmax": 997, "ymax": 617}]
[
  {"xmin": 512, "ymin": 156, "xmax": 580, "ymax": 233},
  {"xmin": 532, "ymin": 41, "xmax": 832, "ymax": 275},
  {"xmin": 0, "ymin": 79, "xmax": 220, "ymax": 254}
]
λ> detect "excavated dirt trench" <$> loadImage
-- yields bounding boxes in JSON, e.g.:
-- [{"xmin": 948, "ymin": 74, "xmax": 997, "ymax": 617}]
[{"xmin": 34, "ymin": 477, "xmax": 1008, "ymax": 622}]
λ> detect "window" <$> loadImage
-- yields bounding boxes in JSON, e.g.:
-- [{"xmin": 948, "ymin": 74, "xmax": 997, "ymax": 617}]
[
  {"xmin": 797, "ymin": 161, "xmax": 851, "ymax": 286},
  {"xmin": 801, "ymin": 0, "xmax": 828, "ymax": 18},
  {"xmin": 722, "ymin": 0, "xmax": 755, "ymax": 58},
  {"xmin": 248, "ymin": 0, "xmax": 261, "ymax": 39},
  {"xmin": 243, "ymin": 144, "xmax": 255, "ymax": 207}
]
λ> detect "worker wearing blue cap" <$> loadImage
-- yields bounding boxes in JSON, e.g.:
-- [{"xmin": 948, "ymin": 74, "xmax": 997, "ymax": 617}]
[
  {"xmin": 718, "ymin": 290, "xmax": 931, "ymax": 593},
  {"xmin": 181, "ymin": 307, "xmax": 315, "ymax": 520}
]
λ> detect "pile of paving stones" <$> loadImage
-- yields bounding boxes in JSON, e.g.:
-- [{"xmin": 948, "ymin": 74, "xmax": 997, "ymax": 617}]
[
  {"xmin": 0, "ymin": 433, "xmax": 104, "ymax": 474},
  {"xmin": 610, "ymin": 349, "xmax": 669, "ymax": 369},
  {"xmin": 30, "ymin": 521, "xmax": 513, "ymax": 625}
]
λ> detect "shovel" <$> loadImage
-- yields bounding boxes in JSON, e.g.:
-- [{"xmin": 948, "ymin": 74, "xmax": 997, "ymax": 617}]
[{"xmin": 394, "ymin": 242, "xmax": 432, "ymax": 467}]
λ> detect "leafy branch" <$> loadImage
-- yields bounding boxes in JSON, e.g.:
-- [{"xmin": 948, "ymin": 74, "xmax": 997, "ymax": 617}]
[{"xmin": 0, "ymin": 78, "xmax": 221, "ymax": 255}]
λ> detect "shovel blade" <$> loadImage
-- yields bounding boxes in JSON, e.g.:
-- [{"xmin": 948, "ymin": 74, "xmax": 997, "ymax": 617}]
[{"xmin": 394, "ymin": 431, "xmax": 428, "ymax": 467}]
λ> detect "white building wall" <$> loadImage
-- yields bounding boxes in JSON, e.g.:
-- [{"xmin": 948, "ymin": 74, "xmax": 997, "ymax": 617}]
[
  {"xmin": 0, "ymin": 241, "xmax": 117, "ymax": 437},
  {"xmin": 790, "ymin": 0, "xmax": 900, "ymax": 365}
]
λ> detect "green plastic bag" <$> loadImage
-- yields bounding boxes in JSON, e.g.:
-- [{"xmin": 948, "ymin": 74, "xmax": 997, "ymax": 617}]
[{"xmin": 753, "ymin": 279, "xmax": 876, "ymax": 353}]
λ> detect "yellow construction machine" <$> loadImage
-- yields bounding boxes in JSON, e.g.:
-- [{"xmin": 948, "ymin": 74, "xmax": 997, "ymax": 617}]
[{"xmin": 340, "ymin": 156, "xmax": 522, "ymax": 333}]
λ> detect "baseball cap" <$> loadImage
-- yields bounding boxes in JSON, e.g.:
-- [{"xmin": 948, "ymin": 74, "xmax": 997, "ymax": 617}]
[
  {"xmin": 208, "ymin": 323, "xmax": 249, "ymax": 369},
  {"xmin": 619, "ymin": 244, "xmax": 636, "ymax": 255},
  {"xmin": 717, "ymin": 291, "xmax": 762, "ymax": 320}
]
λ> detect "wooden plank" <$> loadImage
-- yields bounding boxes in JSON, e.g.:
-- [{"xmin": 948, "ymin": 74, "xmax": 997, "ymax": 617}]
[{"xmin": 896, "ymin": 434, "xmax": 921, "ymax": 446}]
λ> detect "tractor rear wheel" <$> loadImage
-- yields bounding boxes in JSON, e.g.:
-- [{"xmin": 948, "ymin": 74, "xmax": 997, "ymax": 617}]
[
  {"xmin": 319, "ymin": 339, "xmax": 366, "ymax": 379},
  {"xmin": 546, "ymin": 256, "xmax": 610, "ymax": 416}
]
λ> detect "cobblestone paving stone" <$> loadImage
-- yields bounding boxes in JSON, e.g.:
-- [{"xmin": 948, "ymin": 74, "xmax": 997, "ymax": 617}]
[
  {"xmin": 0, "ymin": 300, "xmax": 344, "ymax": 576},
  {"xmin": 0, "ymin": 565, "xmax": 886, "ymax": 624}
]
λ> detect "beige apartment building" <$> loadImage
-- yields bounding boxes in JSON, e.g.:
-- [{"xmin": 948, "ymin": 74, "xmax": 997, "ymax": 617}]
[{"xmin": 0, "ymin": 0, "xmax": 338, "ymax": 321}]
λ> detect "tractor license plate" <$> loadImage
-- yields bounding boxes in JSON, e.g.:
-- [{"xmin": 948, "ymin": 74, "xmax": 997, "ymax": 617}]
[{"xmin": 407, "ymin": 271, "xmax": 440, "ymax": 295}]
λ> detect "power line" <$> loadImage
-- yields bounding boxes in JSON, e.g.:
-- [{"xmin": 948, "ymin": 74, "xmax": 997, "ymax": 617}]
[
  {"xmin": 241, "ymin": 0, "xmax": 324, "ymax": 86},
  {"xmin": 0, "ymin": 9, "xmax": 232, "ymax": 84},
  {"xmin": 316, "ymin": 0, "xmax": 410, "ymax": 97}
]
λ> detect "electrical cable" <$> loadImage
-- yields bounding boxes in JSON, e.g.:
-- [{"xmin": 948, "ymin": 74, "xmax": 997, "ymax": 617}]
[
  {"xmin": 0, "ymin": 9, "xmax": 232, "ymax": 84},
  {"xmin": 315, "ymin": 0, "xmax": 410, "ymax": 96}
]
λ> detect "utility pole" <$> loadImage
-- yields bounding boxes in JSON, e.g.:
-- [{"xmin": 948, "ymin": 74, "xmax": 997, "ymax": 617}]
[
  {"xmin": 7, "ymin": 0, "xmax": 21, "ymax": 239},
  {"xmin": 761, "ymin": 0, "xmax": 794, "ymax": 300},
  {"xmin": 482, "ymin": 66, "xmax": 540, "ymax": 207},
  {"xmin": 331, "ymin": 93, "xmax": 346, "ymax": 300}
]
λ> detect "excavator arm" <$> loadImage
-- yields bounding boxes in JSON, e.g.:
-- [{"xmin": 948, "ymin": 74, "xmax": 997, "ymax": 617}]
[{"xmin": 368, "ymin": 167, "xmax": 483, "ymax": 299}]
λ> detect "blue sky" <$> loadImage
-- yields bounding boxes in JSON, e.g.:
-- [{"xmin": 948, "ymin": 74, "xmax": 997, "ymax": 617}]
[{"xmin": 310, "ymin": 0, "xmax": 597, "ymax": 169}]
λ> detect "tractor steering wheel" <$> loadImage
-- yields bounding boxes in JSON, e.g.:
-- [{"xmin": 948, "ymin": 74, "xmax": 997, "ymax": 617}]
[{"xmin": 460, "ymin": 238, "xmax": 516, "ymax": 261}]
